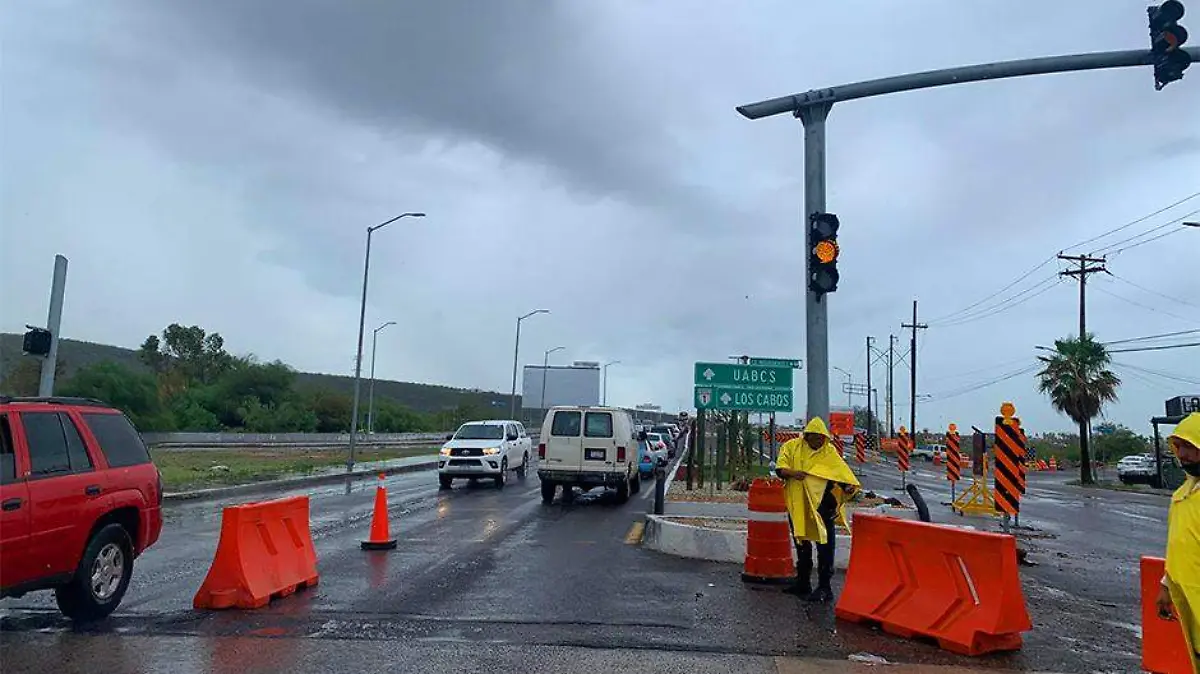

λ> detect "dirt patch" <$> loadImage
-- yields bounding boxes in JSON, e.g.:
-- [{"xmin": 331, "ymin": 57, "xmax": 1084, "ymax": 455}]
[
  {"xmin": 669, "ymin": 517, "xmax": 748, "ymax": 531},
  {"xmin": 667, "ymin": 482, "xmax": 749, "ymax": 503}
]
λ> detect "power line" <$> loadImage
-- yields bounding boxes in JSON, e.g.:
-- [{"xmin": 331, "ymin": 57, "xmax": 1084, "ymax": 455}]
[
  {"xmin": 925, "ymin": 257, "xmax": 1055, "ymax": 324},
  {"xmin": 1069, "ymin": 190, "xmax": 1200, "ymax": 252},
  {"xmin": 1103, "ymin": 328, "xmax": 1200, "ymax": 346},
  {"xmin": 1112, "ymin": 361, "xmax": 1200, "ymax": 386},
  {"xmin": 1094, "ymin": 208, "xmax": 1200, "ymax": 256},
  {"xmin": 923, "ymin": 355, "xmax": 1038, "ymax": 383},
  {"xmin": 925, "ymin": 362, "xmax": 1040, "ymax": 403},
  {"xmin": 932, "ymin": 276, "xmax": 1063, "ymax": 328},
  {"xmin": 1092, "ymin": 285, "xmax": 1199, "ymax": 325},
  {"xmin": 1109, "ymin": 272, "xmax": 1199, "ymax": 310},
  {"xmin": 1109, "ymin": 341, "xmax": 1200, "ymax": 354}
]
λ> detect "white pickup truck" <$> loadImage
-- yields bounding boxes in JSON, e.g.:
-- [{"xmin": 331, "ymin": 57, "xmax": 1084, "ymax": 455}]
[{"xmin": 438, "ymin": 420, "xmax": 533, "ymax": 489}]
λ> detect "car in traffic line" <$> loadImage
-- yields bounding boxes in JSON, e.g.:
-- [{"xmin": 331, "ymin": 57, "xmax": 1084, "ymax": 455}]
[
  {"xmin": 1116, "ymin": 454, "xmax": 1156, "ymax": 485},
  {"xmin": 910, "ymin": 445, "xmax": 936, "ymax": 462},
  {"xmin": 438, "ymin": 420, "xmax": 532, "ymax": 489},
  {"xmin": 646, "ymin": 431, "xmax": 673, "ymax": 459},
  {"xmin": 0, "ymin": 396, "xmax": 164, "ymax": 621},
  {"xmin": 538, "ymin": 406, "xmax": 640, "ymax": 504}
]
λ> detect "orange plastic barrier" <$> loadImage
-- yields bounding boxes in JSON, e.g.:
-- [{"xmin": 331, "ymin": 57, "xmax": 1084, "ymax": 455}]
[
  {"xmin": 194, "ymin": 495, "xmax": 320, "ymax": 610},
  {"xmin": 1142, "ymin": 556, "xmax": 1195, "ymax": 674},
  {"xmin": 742, "ymin": 478, "xmax": 793, "ymax": 585},
  {"xmin": 836, "ymin": 513, "xmax": 1032, "ymax": 656}
]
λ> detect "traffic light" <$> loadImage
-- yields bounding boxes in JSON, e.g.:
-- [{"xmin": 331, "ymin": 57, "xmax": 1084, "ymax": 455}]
[
  {"xmin": 1149, "ymin": 1, "xmax": 1191, "ymax": 90},
  {"xmin": 808, "ymin": 211, "xmax": 840, "ymax": 296},
  {"xmin": 22, "ymin": 327, "xmax": 51, "ymax": 356}
]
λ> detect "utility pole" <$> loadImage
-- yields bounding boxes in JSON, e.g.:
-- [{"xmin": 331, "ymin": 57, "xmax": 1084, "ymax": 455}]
[
  {"xmin": 887, "ymin": 335, "xmax": 896, "ymax": 438},
  {"xmin": 1057, "ymin": 253, "xmax": 1107, "ymax": 485},
  {"xmin": 865, "ymin": 336, "xmax": 874, "ymax": 439},
  {"xmin": 901, "ymin": 301, "xmax": 928, "ymax": 447},
  {"xmin": 1058, "ymin": 253, "xmax": 1107, "ymax": 340}
]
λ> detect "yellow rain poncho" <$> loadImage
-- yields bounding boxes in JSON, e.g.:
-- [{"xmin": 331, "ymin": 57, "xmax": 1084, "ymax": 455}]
[
  {"xmin": 1166, "ymin": 412, "xmax": 1200, "ymax": 669},
  {"xmin": 776, "ymin": 417, "xmax": 861, "ymax": 544}
]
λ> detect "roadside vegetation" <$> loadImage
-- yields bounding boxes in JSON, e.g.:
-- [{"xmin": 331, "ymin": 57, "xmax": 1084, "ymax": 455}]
[
  {"xmin": 0, "ymin": 323, "xmax": 501, "ymax": 433},
  {"xmin": 152, "ymin": 445, "xmax": 436, "ymax": 491}
]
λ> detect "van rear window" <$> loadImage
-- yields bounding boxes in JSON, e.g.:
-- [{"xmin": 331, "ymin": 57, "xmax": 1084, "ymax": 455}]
[
  {"xmin": 550, "ymin": 411, "xmax": 582, "ymax": 437},
  {"xmin": 584, "ymin": 412, "xmax": 613, "ymax": 438},
  {"xmin": 83, "ymin": 413, "xmax": 151, "ymax": 468}
]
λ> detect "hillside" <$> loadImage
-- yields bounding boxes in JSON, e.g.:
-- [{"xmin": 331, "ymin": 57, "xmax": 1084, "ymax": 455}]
[{"xmin": 0, "ymin": 333, "xmax": 518, "ymax": 415}]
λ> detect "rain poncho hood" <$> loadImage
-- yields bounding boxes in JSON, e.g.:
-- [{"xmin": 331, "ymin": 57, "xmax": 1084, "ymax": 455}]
[
  {"xmin": 776, "ymin": 417, "xmax": 861, "ymax": 544},
  {"xmin": 1166, "ymin": 413, "xmax": 1200, "ymax": 668}
]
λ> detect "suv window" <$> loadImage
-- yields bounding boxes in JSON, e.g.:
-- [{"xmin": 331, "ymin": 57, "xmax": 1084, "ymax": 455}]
[
  {"xmin": 22, "ymin": 411, "xmax": 92, "ymax": 477},
  {"xmin": 0, "ymin": 415, "xmax": 15, "ymax": 484},
  {"xmin": 584, "ymin": 412, "xmax": 614, "ymax": 438},
  {"xmin": 517, "ymin": 423, "xmax": 527, "ymax": 438},
  {"xmin": 83, "ymin": 413, "xmax": 151, "ymax": 468},
  {"xmin": 550, "ymin": 411, "xmax": 582, "ymax": 437}
]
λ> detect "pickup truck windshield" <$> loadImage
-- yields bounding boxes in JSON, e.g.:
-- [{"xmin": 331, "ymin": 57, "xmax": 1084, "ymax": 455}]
[{"xmin": 455, "ymin": 424, "xmax": 504, "ymax": 440}]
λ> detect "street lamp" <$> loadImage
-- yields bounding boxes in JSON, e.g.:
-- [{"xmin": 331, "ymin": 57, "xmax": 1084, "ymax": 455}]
[
  {"xmin": 602, "ymin": 360, "xmax": 621, "ymax": 405},
  {"xmin": 833, "ymin": 366, "xmax": 853, "ymax": 409},
  {"xmin": 510, "ymin": 309, "xmax": 550, "ymax": 419},
  {"xmin": 366, "ymin": 320, "xmax": 397, "ymax": 435},
  {"xmin": 540, "ymin": 346, "xmax": 566, "ymax": 410},
  {"xmin": 347, "ymin": 212, "xmax": 425, "ymax": 473}
]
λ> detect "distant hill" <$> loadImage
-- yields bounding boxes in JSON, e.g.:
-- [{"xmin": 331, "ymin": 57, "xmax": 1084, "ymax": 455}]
[{"xmin": 0, "ymin": 333, "xmax": 517, "ymax": 415}]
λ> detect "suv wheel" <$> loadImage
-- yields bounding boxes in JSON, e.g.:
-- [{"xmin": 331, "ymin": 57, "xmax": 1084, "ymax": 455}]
[
  {"xmin": 439, "ymin": 475, "xmax": 453, "ymax": 490},
  {"xmin": 494, "ymin": 459, "xmax": 508, "ymax": 489},
  {"xmin": 55, "ymin": 523, "xmax": 134, "ymax": 622},
  {"xmin": 516, "ymin": 452, "xmax": 529, "ymax": 479},
  {"xmin": 541, "ymin": 480, "xmax": 556, "ymax": 504}
]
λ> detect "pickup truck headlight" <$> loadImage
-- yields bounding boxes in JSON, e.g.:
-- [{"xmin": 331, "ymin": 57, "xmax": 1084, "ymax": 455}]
[
  {"xmin": 483, "ymin": 447, "xmax": 501, "ymax": 456},
  {"xmin": 439, "ymin": 446, "xmax": 452, "ymax": 456}
]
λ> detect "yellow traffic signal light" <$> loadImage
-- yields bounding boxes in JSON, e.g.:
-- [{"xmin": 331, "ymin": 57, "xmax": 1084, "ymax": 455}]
[
  {"xmin": 1149, "ymin": 1, "xmax": 1191, "ymax": 89},
  {"xmin": 808, "ymin": 212, "xmax": 840, "ymax": 296}
]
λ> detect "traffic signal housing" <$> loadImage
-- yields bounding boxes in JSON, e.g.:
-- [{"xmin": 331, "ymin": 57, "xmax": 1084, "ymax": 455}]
[
  {"xmin": 808, "ymin": 211, "xmax": 840, "ymax": 297},
  {"xmin": 23, "ymin": 327, "xmax": 52, "ymax": 356},
  {"xmin": 1149, "ymin": 1, "xmax": 1191, "ymax": 89}
]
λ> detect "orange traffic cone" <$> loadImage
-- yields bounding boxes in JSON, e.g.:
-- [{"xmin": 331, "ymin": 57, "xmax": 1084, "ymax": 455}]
[{"xmin": 361, "ymin": 473, "xmax": 397, "ymax": 551}]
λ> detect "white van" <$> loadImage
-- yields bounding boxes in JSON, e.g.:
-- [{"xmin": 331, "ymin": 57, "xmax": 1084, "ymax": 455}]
[{"xmin": 537, "ymin": 406, "xmax": 640, "ymax": 504}]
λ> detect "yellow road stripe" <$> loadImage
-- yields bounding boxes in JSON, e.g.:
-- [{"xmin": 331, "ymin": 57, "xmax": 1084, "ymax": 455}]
[{"xmin": 624, "ymin": 521, "xmax": 646, "ymax": 545}]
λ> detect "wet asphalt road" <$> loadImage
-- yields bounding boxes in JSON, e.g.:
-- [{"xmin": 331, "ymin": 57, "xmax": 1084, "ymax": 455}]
[
  {"xmin": 0, "ymin": 449, "xmax": 1169, "ymax": 673},
  {"xmin": 855, "ymin": 458, "xmax": 1169, "ymax": 673}
]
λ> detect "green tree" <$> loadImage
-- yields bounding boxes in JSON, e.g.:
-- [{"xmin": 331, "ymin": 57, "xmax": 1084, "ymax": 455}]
[
  {"xmin": 1036, "ymin": 334, "xmax": 1121, "ymax": 485},
  {"xmin": 168, "ymin": 388, "xmax": 222, "ymax": 431},
  {"xmin": 306, "ymin": 389, "xmax": 353, "ymax": 433},
  {"xmin": 139, "ymin": 324, "xmax": 233, "ymax": 391},
  {"xmin": 1092, "ymin": 424, "xmax": 1150, "ymax": 464},
  {"xmin": 58, "ymin": 362, "xmax": 167, "ymax": 429}
]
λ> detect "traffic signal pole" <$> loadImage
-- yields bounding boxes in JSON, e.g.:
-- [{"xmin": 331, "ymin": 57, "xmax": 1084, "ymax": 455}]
[{"xmin": 738, "ymin": 44, "xmax": 1199, "ymax": 429}]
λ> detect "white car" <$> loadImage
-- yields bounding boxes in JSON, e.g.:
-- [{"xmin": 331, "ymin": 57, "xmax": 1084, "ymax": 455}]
[
  {"xmin": 438, "ymin": 420, "xmax": 532, "ymax": 489},
  {"xmin": 1116, "ymin": 455, "xmax": 1156, "ymax": 484},
  {"xmin": 645, "ymin": 432, "xmax": 672, "ymax": 462}
]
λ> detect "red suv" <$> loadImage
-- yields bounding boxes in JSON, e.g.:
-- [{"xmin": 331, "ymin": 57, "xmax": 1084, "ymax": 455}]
[{"xmin": 0, "ymin": 396, "xmax": 163, "ymax": 620}]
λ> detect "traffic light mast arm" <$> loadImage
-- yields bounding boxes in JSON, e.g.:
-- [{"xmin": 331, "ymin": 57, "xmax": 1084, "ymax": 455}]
[{"xmin": 737, "ymin": 47, "xmax": 1200, "ymax": 119}]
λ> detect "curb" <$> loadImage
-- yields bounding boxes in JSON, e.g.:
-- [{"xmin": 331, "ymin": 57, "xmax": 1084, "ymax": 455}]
[
  {"xmin": 643, "ymin": 514, "xmax": 854, "ymax": 570},
  {"xmin": 164, "ymin": 458, "xmax": 439, "ymax": 504}
]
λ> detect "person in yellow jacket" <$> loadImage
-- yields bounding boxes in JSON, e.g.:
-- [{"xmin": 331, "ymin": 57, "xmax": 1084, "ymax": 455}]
[
  {"xmin": 774, "ymin": 417, "xmax": 860, "ymax": 602},
  {"xmin": 1159, "ymin": 411, "xmax": 1200, "ymax": 671}
]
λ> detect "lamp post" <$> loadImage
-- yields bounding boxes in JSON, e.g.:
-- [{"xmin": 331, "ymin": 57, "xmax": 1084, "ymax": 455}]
[
  {"xmin": 602, "ymin": 360, "xmax": 621, "ymax": 405},
  {"xmin": 347, "ymin": 212, "xmax": 425, "ymax": 473},
  {"xmin": 367, "ymin": 320, "xmax": 396, "ymax": 435},
  {"xmin": 540, "ymin": 346, "xmax": 565, "ymax": 411},
  {"xmin": 510, "ymin": 309, "xmax": 550, "ymax": 419},
  {"xmin": 833, "ymin": 366, "xmax": 853, "ymax": 409}
]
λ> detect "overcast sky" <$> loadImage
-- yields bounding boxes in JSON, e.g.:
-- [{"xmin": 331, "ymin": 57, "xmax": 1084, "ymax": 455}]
[{"xmin": 3, "ymin": 1, "xmax": 1198, "ymax": 433}]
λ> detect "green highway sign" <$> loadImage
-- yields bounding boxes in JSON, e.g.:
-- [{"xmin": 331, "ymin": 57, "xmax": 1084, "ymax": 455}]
[
  {"xmin": 693, "ymin": 361, "xmax": 793, "ymax": 390},
  {"xmin": 695, "ymin": 386, "xmax": 793, "ymax": 413},
  {"xmin": 748, "ymin": 357, "xmax": 802, "ymax": 369}
]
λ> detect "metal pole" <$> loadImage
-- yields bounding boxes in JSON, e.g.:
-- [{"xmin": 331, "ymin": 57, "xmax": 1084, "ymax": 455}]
[
  {"xmin": 38, "ymin": 255, "xmax": 68, "ymax": 397},
  {"xmin": 540, "ymin": 346, "xmax": 565, "ymax": 411},
  {"xmin": 348, "ymin": 212, "xmax": 424, "ymax": 472},
  {"xmin": 510, "ymin": 317, "xmax": 523, "ymax": 419},
  {"xmin": 888, "ymin": 335, "xmax": 895, "ymax": 437},
  {"xmin": 602, "ymin": 360, "xmax": 620, "ymax": 406},
  {"xmin": 368, "ymin": 328, "xmax": 379, "ymax": 434},
  {"xmin": 866, "ymin": 336, "xmax": 873, "ymax": 438},
  {"xmin": 347, "ymin": 228, "xmax": 374, "ymax": 471},
  {"xmin": 798, "ymin": 103, "xmax": 832, "ymax": 424}
]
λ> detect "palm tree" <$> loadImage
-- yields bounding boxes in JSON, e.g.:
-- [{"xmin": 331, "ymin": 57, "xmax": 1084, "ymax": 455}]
[{"xmin": 1035, "ymin": 334, "xmax": 1121, "ymax": 485}]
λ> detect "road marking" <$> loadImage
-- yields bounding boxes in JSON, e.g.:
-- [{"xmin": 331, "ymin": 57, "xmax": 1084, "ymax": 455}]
[{"xmin": 624, "ymin": 521, "xmax": 645, "ymax": 544}]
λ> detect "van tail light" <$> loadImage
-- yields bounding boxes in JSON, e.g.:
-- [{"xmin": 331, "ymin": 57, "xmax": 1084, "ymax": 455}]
[
  {"xmin": 617, "ymin": 446, "xmax": 626, "ymax": 462},
  {"xmin": 538, "ymin": 443, "xmax": 546, "ymax": 459}
]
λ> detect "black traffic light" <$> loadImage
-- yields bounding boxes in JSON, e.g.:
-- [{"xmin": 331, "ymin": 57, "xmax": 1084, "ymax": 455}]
[
  {"xmin": 23, "ymin": 326, "xmax": 52, "ymax": 356},
  {"xmin": 1149, "ymin": 1, "xmax": 1191, "ymax": 90},
  {"xmin": 808, "ymin": 211, "xmax": 840, "ymax": 296}
]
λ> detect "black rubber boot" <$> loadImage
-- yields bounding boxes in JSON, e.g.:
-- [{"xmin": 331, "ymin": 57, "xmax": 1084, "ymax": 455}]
[
  {"xmin": 784, "ymin": 565, "xmax": 812, "ymax": 597},
  {"xmin": 806, "ymin": 584, "xmax": 834, "ymax": 603}
]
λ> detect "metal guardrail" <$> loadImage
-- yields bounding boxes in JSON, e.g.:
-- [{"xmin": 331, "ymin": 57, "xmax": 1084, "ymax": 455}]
[{"xmin": 142, "ymin": 430, "xmax": 541, "ymax": 449}]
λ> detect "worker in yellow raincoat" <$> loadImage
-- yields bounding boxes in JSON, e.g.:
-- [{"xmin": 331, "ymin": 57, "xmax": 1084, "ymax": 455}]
[
  {"xmin": 1160, "ymin": 411, "xmax": 1200, "ymax": 671},
  {"xmin": 774, "ymin": 417, "xmax": 860, "ymax": 602}
]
